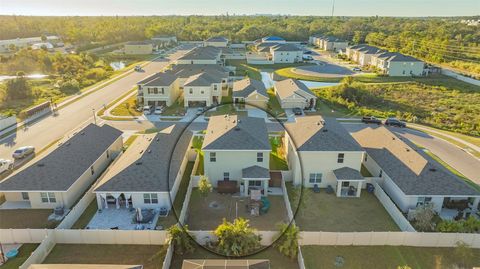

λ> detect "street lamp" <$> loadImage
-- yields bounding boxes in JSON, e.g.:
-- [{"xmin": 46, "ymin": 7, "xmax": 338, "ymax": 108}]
[{"xmin": 92, "ymin": 108, "xmax": 97, "ymax": 125}]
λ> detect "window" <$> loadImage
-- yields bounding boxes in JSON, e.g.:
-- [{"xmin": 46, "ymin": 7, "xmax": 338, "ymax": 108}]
[
  {"xmin": 309, "ymin": 173, "xmax": 322, "ymax": 183},
  {"xmin": 210, "ymin": 152, "xmax": 216, "ymax": 162},
  {"xmin": 337, "ymin": 153, "xmax": 345, "ymax": 163},
  {"xmin": 257, "ymin": 152, "xmax": 263, "ymax": 162},
  {"xmin": 342, "ymin": 181, "xmax": 350, "ymax": 187},
  {"xmin": 90, "ymin": 166, "xmax": 95, "ymax": 175},
  {"xmin": 153, "ymin": 88, "xmax": 158, "ymax": 94},
  {"xmin": 201, "ymin": 90, "xmax": 204, "ymax": 94},
  {"xmin": 364, "ymin": 154, "xmax": 368, "ymax": 162},
  {"xmin": 21, "ymin": 192, "xmax": 29, "ymax": 200},
  {"xmin": 160, "ymin": 88, "xmax": 164, "ymax": 94},
  {"xmin": 379, "ymin": 170, "xmax": 383, "ymax": 177},
  {"xmin": 248, "ymin": 180, "xmax": 262, "ymax": 187},
  {"xmin": 143, "ymin": 193, "xmax": 158, "ymax": 204},
  {"xmin": 40, "ymin": 192, "xmax": 56, "ymax": 203},
  {"xmin": 214, "ymin": 85, "xmax": 218, "ymax": 91},
  {"xmin": 416, "ymin": 197, "xmax": 432, "ymax": 207},
  {"xmin": 223, "ymin": 172, "xmax": 230, "ymax": 181},
  {"xmin": 106, "ymin": 150, "xmax": 110, "ymax": 159},
  {"xmin": 189, "ymin": 88, "xmax": 193, "ymax": 94}
]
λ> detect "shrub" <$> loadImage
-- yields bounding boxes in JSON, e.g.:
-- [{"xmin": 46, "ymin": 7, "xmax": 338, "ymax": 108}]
[
  {"xmin": 274, "ymin": 223, "xmax": 300, "ymax": 259},
  {"xmin": 213, "ymin": 218, "xmax": 261, "ymax": 256}
]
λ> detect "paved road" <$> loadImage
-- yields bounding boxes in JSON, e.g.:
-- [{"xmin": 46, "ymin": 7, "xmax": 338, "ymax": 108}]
[
  {"xmin": 342, "ymin": 123, "xmax": 480, "ymax": 185},
  {"xmin": 0, "ymin": 47, "xmax": 192, "ymax": 160}
]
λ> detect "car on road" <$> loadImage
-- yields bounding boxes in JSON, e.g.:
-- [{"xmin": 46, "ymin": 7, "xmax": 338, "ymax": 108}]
[
  {"xmin": 303, "ymin": 50, "xmax": 312, "ymax": 55},
  {"xmin": 293, "ymin": 107, "xmax": 303, "ymax": 115},
  {"xmin": 134, "ymin": 65, "xmax": 143, "ymax": 72},
  {"xmin": 352, "ymin": 67, "xmax": 362, "ymax": 72},
  {"xmin": 362, "ymin": 116, "xmax": 382, "ymax": 125},
  {"xmin": 154, "ymin": 106, "xmax": 164, "ymax": 115},
  {"xmin": 143, "ymin": 105, "xmax": 153, "ymax": 115},
  {"xmin": 384, "ymin": 118, "xmax": 406, "ymax": 128},
  {"xmin": 12, "ymin": 146, "xmax": 35, "ymax": 159},
  {"xmin": 0, "ymin": 159, "xmax": 14, "ymax": 174},
  {"xmin": 303, "ymin": 55, "xmax": 314, "ymax": 61}
]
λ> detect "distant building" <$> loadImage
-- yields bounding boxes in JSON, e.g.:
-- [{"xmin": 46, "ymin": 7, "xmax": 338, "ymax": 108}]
[
  {"xmin": 151, "ymin": 35, "xmax": 177, "ymax": 46},
  {"xmin": 124, "ymin": 41, "xmax": 153, "ymax": 55},
  {"xmin": 204, "ymin": 36, "xmax": 229, "ymax": 48},
  {"xmin": 270, "ymin": 43, "xmax": 303, "ymax": 63},
  {"xmin": 310, "ymin": 35, "xmax": 348, "ymax": 52},
  {"xmin": 261, "ymin": 36, "xmax": 286, "ymax": 44},
  {"xmin": 0, "ymin": 35, "xmax": 61, "ymax": 53},
  {"xmin": 176, "ymin": 46, "xmax": 222, "ymax": 65}
]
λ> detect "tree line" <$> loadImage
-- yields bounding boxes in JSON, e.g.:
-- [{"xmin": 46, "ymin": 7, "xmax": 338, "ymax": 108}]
[{"xmin": 0, "ymin": 15, "xmax": 478, "ymax": 75}]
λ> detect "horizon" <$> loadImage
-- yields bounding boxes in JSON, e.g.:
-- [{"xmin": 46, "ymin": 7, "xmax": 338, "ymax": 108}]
[{"xmin": 1, "ymin": 0, "xmax": 479, "ymax": 17}]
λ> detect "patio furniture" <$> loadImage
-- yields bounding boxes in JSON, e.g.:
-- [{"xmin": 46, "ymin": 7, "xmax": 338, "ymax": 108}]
[
  {"xmin": 313, "ymin": 184, "xmax": 320, "ymax": 193},
  {"xmin": 366, "ymin": 183, "xmax": 375, "ymax": 193},
  {"xmin": 159, "ymin": 207, "xmax": 169, "ymax": 217},
  {"xmin": 348, "ymin": 186, "xmax": 356, "ymax": 196},
  {"xmin": 260, "ymin": 197, "xmax": 270, "ymax": 215},
  {"xmin": 326, "ymin": 185, "xmax": 334, "ymax": 194},
  {"xmin": 135, "ymin": 224, "xmax": 145, "ymax": 230},
  {"xmin": 135, "ymin": 209, "xmax": 155, "ymax": 224},
  {"xmin": 6, "ymin": 249, "xmax": 18, "ymax": 259},
  {"xmin": 110, "ymin": 226, "xmax": 119, "ymax": 230}
]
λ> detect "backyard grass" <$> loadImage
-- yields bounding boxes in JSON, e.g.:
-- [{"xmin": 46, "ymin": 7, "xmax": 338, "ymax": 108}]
[
  {"xmin": 156, "ymin": 161, "xmax": 195, "ymax": 229},
  {"xmin": 360, "ymin": 164, "xmax": 373, "ymax": 177},
  {"xmin": 186, "ymin": 189, "xmax": 289, "ymax": 231},
  {"xmin": 192, "ymin": 136, "xmax": 205, "ymax": 176},
  {"xmin": 110, "ymin": 93, "xmax": 142, "ymax": 117},
  {"xmin": 225, "ymin": 60, "xmax": 261, "ymax": 80},
  {"xmin": 301, "ymin": 245, "xmax": 480, "ymax": 269},
  {"xmin": 270, "ymin": 136, "xmax": 288, "ymax": 170},
  {"xmin": 1, "ymin": 244, "xmax": 39, "ymax": 269},
  {"xmin": 287, "ymin": 183, "xmax": 399, "ymax": 232},
  {"xmin": 161, "ymin": 98, "xmax": 186, "ymax": 116},
  {"xmin": 0, "ymin": 209, "xmax": 59, "ymax": 229},
  {"xmin": 71, "ymin": 199, "xmax": 98, "ymax": 229},
  {"xmin": 123, "ymin": 134, "xmax": 139, "ymax": 149},
  {"xmin": 169, "ymin": 245, "xmax": 300, "ymax": 269},
  {"xmin": 43, "ymin": 244, "xmax": 168, "ymax": 269},
  {"xmin": 266, "ymin": 89, "xmax": 286, "ymax": 117}
]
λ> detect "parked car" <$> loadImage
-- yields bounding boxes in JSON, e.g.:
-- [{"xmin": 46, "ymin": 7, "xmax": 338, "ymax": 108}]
[
  {"xmin": 385, "ymin": 118, "xmax": 406, "ymax": 128},
  {"xmin": 0, "ymin": 159, "xmax": 14, "ymax": 174},
  {"xmin": 196, "ymin": 107, "xmax": 205, "ymax": 115},
  {"xmin": 361, "ymin": 116, "xmax": 382, "ymax": 125},
  {"xmin": 143, "ymin": 105, "xmax": 153, "ymax": 115},
  {"xmin": 134, "ymin": 65, "xmax": 143, "ymax": 72},
  {"xmin": 303, "ymin": 55, "xmax": 314, "ymax": 61},
  {"xmin": 303, "ymin": 50, "xmax": 313, "ymax": 55},
  {"xmin": 12, "ymin": 146, "xmax": 35, "ymax": 159},
  {"xmin": 352, "ymin": 67, "xmax": 362, "ymax": 72},
  {"xmin": 293, "ymin": 107, "xmax": 303, "ymax": 115},
  {"xmin": 154, "ymin": 106, "xmax": 164, "ymax": 115}
]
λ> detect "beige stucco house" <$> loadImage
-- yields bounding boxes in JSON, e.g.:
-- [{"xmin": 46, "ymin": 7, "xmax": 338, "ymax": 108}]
[
  {"xmin": 274, "ymin": 79, "xmax": 317, "ymax": 109},
  {"xmin": 350, "ymin": 126, "xmax": 480, "ymax": 218},
  {"xmin": 284, "ymin": 116, "xmax": 366, "ymax": 197},
  {"xmin": 136, "ymin": 72, "xmax": 181, "ymax": 107},
  {"xmin": 232, "ymin": 78, "xmax": 269, "ymax": 109},
  {"xmin": 183, "ymin": 72, "xmax": 223, "ymax": 107},
  {"xmin": 0, "ymin": 124, "xmax": 123, "ymax": 209},
  {"xmin": 94, "ymin": 125, "xmax": 192, "ymax": 211},
  {"xmin": 176, "ymin": 46, "xmax": 222, "ymax": 65},
  {"xmin": 202, "ymin": 116, "xmax": 272, "ymax": 196},
  {"xmin": 124, "ymin": 41, "xmax": 153, "ymax": 55}
]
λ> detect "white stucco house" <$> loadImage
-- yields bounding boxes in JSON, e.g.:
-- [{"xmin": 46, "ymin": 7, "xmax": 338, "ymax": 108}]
[
  {"xmin": 94, "ymin": 125, "xmax": 193, "ymax": 211},
  {"xmin": 204, "ymin": 36, "xmax": 229, "ymax": 48},
  {"xmin": 270, "ymin": 43, "xmax": 303, "ymax": 63},
  {"xmin": 202, "ymin": 116, "xmax": 272, "ymax": 196},
  {"xmin": 176, "ymin": 46, "xmax": 222, "ymax": 65},
  {"xmin": 284, "ymin": 116, "xmax": 366, "ymax": 197},
  {"xmin": 381, "ymin": 53, "xmax": 425, "ymax": 76},
  {"xmin": 351, "ymin": 126, "xmax": 480, "ymax": 219},
  {"xmin": 273, "ymin": 79, "xmax": 317, "ymax": 109},
  {"xmin": 0, "ymin": 124, "xmax": 123, "ymax": 209},
  {"xmin": 232, "ymin": 78, "xmax": 269, "ymax": 110}
]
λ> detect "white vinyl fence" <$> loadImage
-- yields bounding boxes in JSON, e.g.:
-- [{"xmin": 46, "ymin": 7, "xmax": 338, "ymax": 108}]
[
  {"xmin": 56, "ymin": 185, "xmax": 96, "ymax": 229},
  {"xmin": 373, "ymin": 181, "xmax": 416, "ymax": 232},
  {"xmin": 162, "ymin": 243, "xmax": 174, "ymax": 269},
  {"xmin": 18, "ymin": 231, "xmax": 55, "ymax": 269},
  {"xmin": 299, "ymin": 231, "xmax": 480, "ymax": 248}
]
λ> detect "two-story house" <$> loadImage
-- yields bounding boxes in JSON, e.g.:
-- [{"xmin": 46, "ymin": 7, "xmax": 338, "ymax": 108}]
[
  {"xmin": 270, "ymin": 43, "xmax": 303, "ymax": 63},
  {"xmin": 202, "ymin": 115, "xmax": 272, "ymax": 196},
  {"xmin": 136, "ymin": 71, "xmax": 180, "ymax": 107},
  {"xmin": 284, "ymin": 116, "xmax": 366, "ymax": 197},
  {"xmin": 183, "ymin": 72, "xmax": 223, "ymax": 107},
  {"xmin": 176, "ymin": 46, "xmax": 222, "ymax": 65},
  {"xmin": 204, "ymin": 36, "xmax": 229, "ymax": 48}
]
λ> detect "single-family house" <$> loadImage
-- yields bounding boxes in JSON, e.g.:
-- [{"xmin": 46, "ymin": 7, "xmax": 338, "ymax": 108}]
[
  {"xmin": 151, "ymin": 35, "xmax": 177, "ymax": 46},
  {"xmin": 0, "ymin": 124, "xmax": 123, "ymax": 209},
  {"xmin": 382, "ymin": 53, "xmax": 425, "ymax": 76},
  {"xmin": 202, "ymin": 116, "xmax": 272, "ymax": 196},
  {"xmin": 261, "ymin": 36, "xmax": 286, "ymax": 44},
  {"xmin": 232, "ymin": 78, "xmax": 269, "ymax": 109},
  {"xmin": 270, "ymin": 43, "xmax": 303, "ymax": 63},
  {"xmin": 94, "ymin": 125, "xmax": 193, "ymax": 211},
  {"xmin": 351, "ymin": 126, "xmax": 480, "ymax": 218},
  {"xmin": 204, "ymin": 36, "xmax": 229, "ymax": 48},
  {"xmin": 136, "ymin": 72, "xmax": 180, "ymax": 107},
  {"xmin": 176, "ymin": 46, "xmax": 222, "ymax": 65},
  {"xmin": 322, "ymin": 37, "xmax": 349, "ymax": 52},
  {"xmin": 124, "ymin": 41, "xmax": 153, "ymax": 55},
  {"xmin": 183, "ymin": 72, "xmax": 223, "ymax": 107},
  {"xmin": 284, "ymin": 116, "xmax": 365, "ymax": 197},
  {"xmin": 273, "ymin": 79, "xmax": 317, "ymax": 109}
]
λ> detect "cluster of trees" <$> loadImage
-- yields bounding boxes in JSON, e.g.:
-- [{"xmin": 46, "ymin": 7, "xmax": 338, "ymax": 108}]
[
  {"xmin": 437, "ymin": 216, "xmax": 480, "ymax": 233},
  {"xmin": 0, "ymin": 15, "xmax": 478, "ymax": 75},
  {"xmin": 316, "ymin": 77, "xmax": 480, "ymax": 136}
]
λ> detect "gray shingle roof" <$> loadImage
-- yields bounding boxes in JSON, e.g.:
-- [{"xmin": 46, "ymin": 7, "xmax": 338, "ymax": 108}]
[
  {"xmin": 205, "ymin": 36, "xmax": 228, "ymax": 42},
  {"xmin": 0, "ymin": 124, "xmax": 122, "ymax": 192},
  {"xmin": 274, "ymin": 79, "xmax": 315, "ymax": 100},
  {"xmin": 242, "ymin": 165, "xmax": 270, "ymax": 179},
  {"xmin": 184, "ymin": 72, "xmax": 221, "ymax": 87},
  {"xmin": 139, "ymin": 72, "xmax": 177, "ymax": 87},
  {"xmin": 232, "ymin": 78, "xmax": 268, "ymax": 98},
  {"xmin": 350, "ymin": 126, "xmax": 479, "ymax": 196},
  {"xmin": 271, "ymin": 43, "xmax": 302, "ymax": 52},
  {"xmin": 386, "ymin": 52, "xmax": 422, "ymax": 62},
  {"xmin": 94, "ymin": 125, "xmax": 192, "ymax": 193},
  {"xmin": 333, "ymin": 167, "xmax": 364, "ymax": 180},
  {"xmin": 178, "ymin": 46, "xmax": 221, "ymax": 61},
  {"xmin": 202, "ymin": 116, "xmax": 271, "ymax": 151},
  {"xmin": 285, "ymin": 116, "xmax": 363, "ymax": 152},
  {"xmin": 171, "ymin": 64, "xmax": 229, "ymax": 79}
]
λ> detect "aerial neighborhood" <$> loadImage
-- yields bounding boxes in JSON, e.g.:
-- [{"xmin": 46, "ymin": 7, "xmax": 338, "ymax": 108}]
[{"xmin": 0, "ymin": 12, "xmax": 479, "ymax": 269}]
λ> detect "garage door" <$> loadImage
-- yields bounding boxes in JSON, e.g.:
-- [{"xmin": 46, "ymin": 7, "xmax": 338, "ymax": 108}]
[{"xmin": 188, "ymin": 101, "xmax": 207, "ymax": 107}]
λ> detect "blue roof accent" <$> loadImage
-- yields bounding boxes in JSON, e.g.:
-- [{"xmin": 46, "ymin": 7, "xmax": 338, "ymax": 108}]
[{"xmin": 262, "ymin": 36, "xmax": 285, "ymax": 41}]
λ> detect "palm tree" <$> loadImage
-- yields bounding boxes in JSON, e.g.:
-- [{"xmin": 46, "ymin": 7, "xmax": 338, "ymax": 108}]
[
  {"xmin": 167, "ymin": 224, "xmax": 195, "ymax": 255},
  {"xmin": 213, "ymin": 218, "xmax": 261, "ymax": 256},
  {"xmin": 274, "ymin": 222, "xmax": 300, "ymax": 259}
]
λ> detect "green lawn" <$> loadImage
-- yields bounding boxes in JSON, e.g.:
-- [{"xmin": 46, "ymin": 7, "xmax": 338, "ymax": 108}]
[
  {"xmin": 287, "ymin": 183, "xmax": 399, "ymax": 232},
  {"xmin": 170, "ymin": 246, "xmax": 300, "ymax": 269},
  {"xmin": 266, "ymin": 90, "xmax": 286, "ymax": 117},
  {"xmin": 0, "ymin": 209, "xmax": 59, "ymax": 229},
  {"xmin": 275, "ymin": 68, "xmax": 343, "ymax": 82},
  {"xmin": 1, "ymin": 244, "xmax": 39, "ymax": 269},
  {"xmin": 110, "ymin": 94, "xmax": 142, "ymax": 116},
  {"xmin": 301, "ymin": 245, "xmax": 480, "ymax": 269},
  {"xmin": 44, "ymin": 244, "xmax": 168, "ymax": 269},
  {"xmin": 270, "ymin": 136, "xmax": 288, "ymax": 170},
  {"xmin": 225, "ymin": 60, "xmax": 261, "ymax": 80},
  {"xmin": 123, "ymin": 134, "xmax": 139, "ymax": 149},
  {"xmin": 162, "ymin": 98, "xmax": 186, "ymax": 116},
  {"xmin": 71, "ymin": 199, "xmax": 98, "ymax": 229}
]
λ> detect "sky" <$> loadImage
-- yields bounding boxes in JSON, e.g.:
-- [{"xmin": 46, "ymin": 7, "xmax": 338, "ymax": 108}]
[{"xmin": 0, "ymin": 0, "xmax": 479, "ymax": 17}]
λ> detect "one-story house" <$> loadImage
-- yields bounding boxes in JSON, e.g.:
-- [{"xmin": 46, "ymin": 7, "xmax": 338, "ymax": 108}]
[
  {"xmin": 232, "ymin": 78, "xmax": 269, "ymax": 109},
  {"xmin": 273, "ymin": 79, "xmax": 317, "ymax": 109},
  {"xmin": 94, "ymin": 125, "xmax": 193, "ymax": 210},
  {"xmin": 0, "ymin": 124, "xmax": 123, "ymax": 209},
  {"xmin": 284, "ymin": 116, "xmax": 365, "ymax": 197},
  {"xmin": 351, "ymin": 126, "xmax": 480, "ymax": 218}
]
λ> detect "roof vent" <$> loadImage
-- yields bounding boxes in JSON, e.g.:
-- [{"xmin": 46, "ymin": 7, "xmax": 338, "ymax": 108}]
[
  {"xmin": 139, "ymin": 150, "xmax": 144, "ymax": 154},
  {"xmin": 429, "ymin": 168, "xmax": 437, "ymax": 172},
  {"xmin": 37, "ymin": 163, "xmax": 45, "ymax": 167},
  {"xmin": 322, "ymin": 129, "xmax": 328, "ymax": 132},
  {"xmin": 392, "ymin": 137, "xmax": 396, "ymax": 140},
  {"xmin": 80, "ymin": 132, "xmax": 85, "ymax": 135},
  {"xmin": 147, "ymin": 149, "xmax": 152, "ymax": 153},
  {"xmin": 135, "ymin": 161, "xmax": 143, "ymax": 165},
  {"xmin": 235, "ymin": 127, "xmax": 241, "ymax": 131},
  {"xmin": 405, "ymin": 148, "xmax": 410, "ymax": 152},
  {"xmin": 65, "ymin": 142, "xmax": 71, "ymax": 146}
]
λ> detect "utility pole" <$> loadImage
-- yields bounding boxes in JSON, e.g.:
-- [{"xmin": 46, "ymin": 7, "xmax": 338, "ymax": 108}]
[
  {"xmin": 92, "ymin": 108, "xmax": 97, "ymax": 125},
  {"xmin": 331, "ymin": 0, "xmax": 336, "ymax": 17}
]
